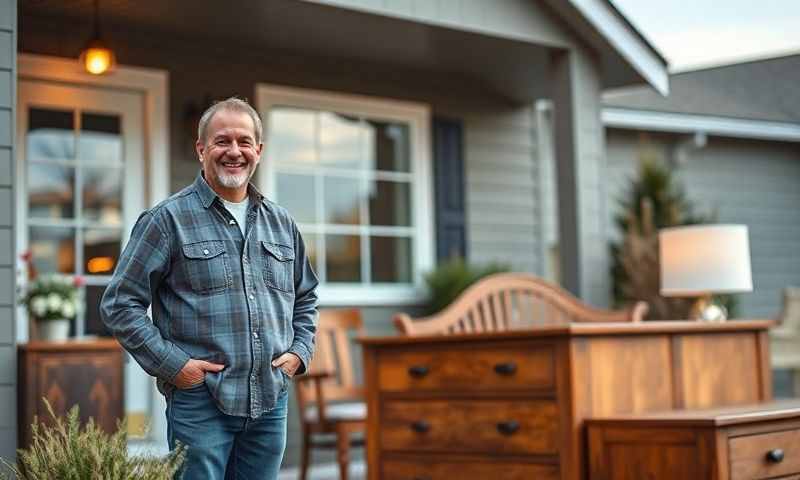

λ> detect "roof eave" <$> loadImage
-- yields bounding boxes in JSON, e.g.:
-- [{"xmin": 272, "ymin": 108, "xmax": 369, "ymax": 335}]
[{"xmin": 549, "ymin": 0, "xmax": 670, "ymax": 96}]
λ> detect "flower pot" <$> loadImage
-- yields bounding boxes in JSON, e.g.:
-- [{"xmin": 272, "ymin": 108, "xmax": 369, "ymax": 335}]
[{"xmin": 38, "ymin": 318, "xmax": 70, "ymax": 341}]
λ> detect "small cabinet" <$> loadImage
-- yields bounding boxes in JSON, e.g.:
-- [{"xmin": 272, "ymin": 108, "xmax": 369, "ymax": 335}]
[
  {"xmin": 18, "ymin": 339, "xmax": 124, "ymax": 449},
  {"xmin": 587, "ymin": 402, "xmax": 800, "ymax": 480}
]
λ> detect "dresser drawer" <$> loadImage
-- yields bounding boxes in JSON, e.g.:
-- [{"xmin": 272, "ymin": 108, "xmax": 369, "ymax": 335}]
[
  {"xmin": 377, "ymin": 344, "xmax": 554, "ymax": 392},
  {"xmin": 381, "ymin": 399, "xmax": 559, "ymax": 455},
  {"xmin": 730, "ymin": 428, "xmax": 800, "ymax": 480},
  {"xmin": 382, "ymin": 459, "xmax": 559, "ymax": 480}
]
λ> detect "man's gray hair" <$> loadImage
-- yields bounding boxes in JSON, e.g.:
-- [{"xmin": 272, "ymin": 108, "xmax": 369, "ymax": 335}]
[{"xmin": 197, "ymin": 97, "xmax": 263, "ymax": 144}]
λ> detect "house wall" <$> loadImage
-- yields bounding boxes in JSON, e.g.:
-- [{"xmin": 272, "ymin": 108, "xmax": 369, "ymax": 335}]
[
  {"xmin": 0, "ymin": 0, "xmax": 16, "ymax": 470},
  {"xmin": 605, "ymin": 129, "xmax": 800, "ymax": 318},
  {"xmin": 161, "ymin": 54, "xmax": 544, "ymax": 283}
]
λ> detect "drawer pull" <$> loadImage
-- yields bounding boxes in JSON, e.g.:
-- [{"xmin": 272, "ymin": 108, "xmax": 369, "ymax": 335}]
[
  {"xmin": 408, "ymin": 365, "xmax": 430, "ymax": 378},
  {"xmin": 410, "ymin": 420, "xmax": 431, "ymax": 433},
  {"xmin": 493, "ymin": 362, "xmax": 517, "ymax": 375},
  {"xmin": 497, "ymin": 420, "xmax": 520, "ymax": 435},
  {"xmin": 766, "ymin": 448, "xmax": 785, "ymax": 463}
]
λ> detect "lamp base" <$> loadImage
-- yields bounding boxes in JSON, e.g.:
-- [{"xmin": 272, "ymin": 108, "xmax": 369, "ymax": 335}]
[{"xmin": 689, "ymin": 296, "xmax": 728, "ymax": 322}]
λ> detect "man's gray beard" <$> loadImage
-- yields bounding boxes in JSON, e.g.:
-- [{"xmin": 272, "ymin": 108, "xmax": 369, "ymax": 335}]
[{"xmin": 215, "ymin": 168, "xmax": 252, "ymax": 189}]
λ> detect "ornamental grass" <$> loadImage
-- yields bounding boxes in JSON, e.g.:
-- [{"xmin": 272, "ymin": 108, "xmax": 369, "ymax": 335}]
[{"xmin": 1, "ymin": 399, "xmax": 184, "ymax": 480}]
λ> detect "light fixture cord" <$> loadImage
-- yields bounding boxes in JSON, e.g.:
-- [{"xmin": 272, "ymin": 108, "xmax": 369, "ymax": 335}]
[{"xmin": 93, "ymin": 0, "xmax": 101, "ymax": 39}]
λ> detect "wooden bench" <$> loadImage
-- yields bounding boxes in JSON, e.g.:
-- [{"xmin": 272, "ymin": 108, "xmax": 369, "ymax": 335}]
[{"xmin": 394, "ymin": 272, "xmax": 648, "ymax": 335}]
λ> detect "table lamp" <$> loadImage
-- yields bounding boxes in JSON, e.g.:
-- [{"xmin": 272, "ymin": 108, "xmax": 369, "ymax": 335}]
[{"xmin": 659, "ymin": 224, "xmax": 753, "ymax": 321}]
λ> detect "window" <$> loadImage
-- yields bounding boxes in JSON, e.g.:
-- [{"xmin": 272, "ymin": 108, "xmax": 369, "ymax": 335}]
[
  {"xmin": 257, "ymin": 85, "xmax": 433, "ymax": 305},
  {"xmin": 24, "ymin": 107, "xmax": 125, "ymax": 336}
]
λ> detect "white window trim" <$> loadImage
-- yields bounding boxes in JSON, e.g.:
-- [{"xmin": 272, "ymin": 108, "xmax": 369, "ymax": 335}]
[{"xmin": 255, "ymin": 84, "xmax": 434, "ymax": 306}]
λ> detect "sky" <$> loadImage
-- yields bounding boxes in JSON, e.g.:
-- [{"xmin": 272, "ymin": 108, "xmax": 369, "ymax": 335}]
[{"xmin": 610, "ymin": 0, "xmax": 800, "ymax": 72}]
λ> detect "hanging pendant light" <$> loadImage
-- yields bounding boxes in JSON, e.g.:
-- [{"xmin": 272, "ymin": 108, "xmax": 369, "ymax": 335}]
[{"xmin": 79, "ymin": 0, "xmax": 115, "ymax": 75}]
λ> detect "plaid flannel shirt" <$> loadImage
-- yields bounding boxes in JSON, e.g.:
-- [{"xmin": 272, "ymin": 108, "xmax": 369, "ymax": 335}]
[{"xmin": 101, "ymin": 172, "xmax": 319, "ymax": 418}]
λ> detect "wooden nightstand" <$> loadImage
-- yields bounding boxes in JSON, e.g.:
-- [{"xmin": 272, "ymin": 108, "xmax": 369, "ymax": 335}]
[
  {"xmin": 587, "ymin": 402, "xmax": 800, "ymax": 480},
  {"xmin": 17, "ymin": 339, "xmax": 124, "ymax": 449}
]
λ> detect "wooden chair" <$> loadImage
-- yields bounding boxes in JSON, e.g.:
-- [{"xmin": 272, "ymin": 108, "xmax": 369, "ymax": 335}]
[
  {"xmin": 293, "ymin": 308, "xmax": 366, "ymax": 480},
  {"xmin": 394, "ymin": 272, "xmax": 648, "ymax": 335}
]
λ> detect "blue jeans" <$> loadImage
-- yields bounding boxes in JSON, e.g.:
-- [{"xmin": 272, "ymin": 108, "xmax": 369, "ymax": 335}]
[{"xmin": 166, "ymin": 383, "xmax": 288, "ymax": 480}]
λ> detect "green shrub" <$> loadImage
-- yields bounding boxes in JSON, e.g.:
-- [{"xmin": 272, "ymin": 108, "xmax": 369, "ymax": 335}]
[
  {"xmin": 2, "ymin": 400, "xmax": 184, "ymax": 480},
  {"xmin": 425, "ymin": 257, "xmax": 510, "ymax": 315}
]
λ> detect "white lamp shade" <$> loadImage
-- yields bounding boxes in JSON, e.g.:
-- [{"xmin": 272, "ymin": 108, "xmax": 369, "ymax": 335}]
[{"xmin": 659, "ymin": 224, "xmax": 753, "ymax": 296}]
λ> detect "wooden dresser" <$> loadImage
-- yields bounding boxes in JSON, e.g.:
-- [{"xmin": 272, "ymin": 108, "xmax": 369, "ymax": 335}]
[
  {"xmin": 587, "ymin": 402, "xmax": 800, "ymax": 480},
  {"xmin": 18, "ymin": 339, "xmax": 124, "ymax": 448},
  {"xmin": 360, "ymin": 320, "xmax": 773, "ymax": 480}
]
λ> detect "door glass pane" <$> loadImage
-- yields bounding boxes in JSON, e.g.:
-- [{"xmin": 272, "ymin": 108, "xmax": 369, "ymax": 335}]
[
  {"xmin": 324, "ymin": 176, "xmax": 362, "ymax": 225},
  {"xmin": 320, "ymin": 112, "xmax": 364, "ymax": 169},
  {"xmin": 84, "ymin": 228, "xmax": 121, "ymax": 275},
  {"xmin": 82, "ymin": 166, "xmax": 123, "ymax": 225},
  {"xmin": 29, "ymin": 226, "xmax": 76, "ymax": 274},
  {"xmin": 325, "ymin": 234, "xmax": 361, "ymax": 282},
  {"xmin": 368, "ymin": 180, "xmax": 410, "ymax": 226},
  {"xmin": 80, "ymin": 113, "xmax": 122, "ymax": 164},
  {"xmin": 27, "ymin": 108, "xmax": 75, "ymax": 160},
  {"xmin": 268, "ymin": 108, "xmax": 316, "ymax": 165},
  {"xmin": 371, "ymin": 236, "xmax": 412, "ymax": 283},
  {"xmin": 367, "ymin": 121, "xmax": 410, "ymax": 172},
  {"xmin": 28, "ymin": 162, "xmax": 75, "ymax": 219},
  {"xmin": 84, "ymin": 285, "xmax": 110, "ymax": 336},
  {"xmin": 276, "ymin": 173, "xmax": 316, "ymax": 223}
]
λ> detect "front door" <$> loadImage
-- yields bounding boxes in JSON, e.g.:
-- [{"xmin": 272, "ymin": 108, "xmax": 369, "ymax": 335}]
[{"xmin": 17, "ymin": 80, "xmax": 158, "ymax": 444}]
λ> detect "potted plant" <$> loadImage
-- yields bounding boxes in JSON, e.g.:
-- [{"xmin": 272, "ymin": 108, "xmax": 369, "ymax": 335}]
[{"xmin": 19, "ymin": 254, "xmax": 83, "ymax": 341}]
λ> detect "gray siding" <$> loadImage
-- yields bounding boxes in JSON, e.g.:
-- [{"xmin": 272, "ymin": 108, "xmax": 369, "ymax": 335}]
[
  {"xmin": 462, "ymin": 107, "xmax": 541, "ymax": 274},
  {"xmin": 0, "ymin": 0, "xmax": 15, "ymax": 470},
  {"xmin": 605, "ymin": 129, "xmax": 800, "ymax": 319}
]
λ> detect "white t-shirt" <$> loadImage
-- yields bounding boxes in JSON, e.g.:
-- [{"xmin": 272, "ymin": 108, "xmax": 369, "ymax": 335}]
[{"xmin": 222, "ymin": 196, "xmax": 250, "ymax": 236}]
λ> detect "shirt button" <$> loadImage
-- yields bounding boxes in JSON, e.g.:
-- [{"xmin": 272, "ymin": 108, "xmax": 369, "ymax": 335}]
[
  {"xmin": 229, "ymin": 219, "xmax": 236, "ymax": 225},
  {"xmin": 203, "ymin": 249, "xmax": 209, "ymax": 255},
  {"xmin": 243, "ymin": 256, "xmax": 248, "ymax": 263},
  {"xmin": 249, "ymin": 294, "xmax": 255, "ymax": 300},
  {"xmin": 253, "ymin": 331, "xmax": 259, "ymax": 339}
]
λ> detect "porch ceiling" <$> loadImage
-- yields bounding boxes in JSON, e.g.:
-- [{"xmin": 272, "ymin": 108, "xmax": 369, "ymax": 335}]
[{"xmin": 20, "ymin": 0, "xmax": 553, "ymax": 103}]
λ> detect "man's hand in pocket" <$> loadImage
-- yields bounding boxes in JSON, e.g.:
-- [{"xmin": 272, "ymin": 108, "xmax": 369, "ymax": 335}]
[{"xmin": 173, "ymin": 359, "xmax": 225, "ymax": 389}]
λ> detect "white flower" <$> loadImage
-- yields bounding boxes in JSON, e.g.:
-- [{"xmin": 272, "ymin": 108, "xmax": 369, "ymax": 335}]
[
  {"xmin": 60, "ymin": 301, "xmax": 76, "ymax": 319},
  {"xmin": 31, "ymin": 296, "xmax": 48, "ymax": 317},
  {"xmin": 47, "ymin": 293, "xmax": 62, "ymax": 313}
]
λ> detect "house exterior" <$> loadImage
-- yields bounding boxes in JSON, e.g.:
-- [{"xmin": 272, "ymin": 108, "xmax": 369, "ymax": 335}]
[
  {"xmin": 600, "ymin": 53, "xmax": 800, "ymax": 320},
  {"xmin": 0, "ymin": 0, "xmax": 669, "ymax": 471}
]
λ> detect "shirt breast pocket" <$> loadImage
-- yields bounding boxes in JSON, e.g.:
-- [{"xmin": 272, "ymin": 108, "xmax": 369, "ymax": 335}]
[
  {"xmin": 261, "ymin": 241, "xmax": 295, "ymax": 293},
  {"xmin": 181, "ymin": 240, "xmax": 232, "ymax": 294}
]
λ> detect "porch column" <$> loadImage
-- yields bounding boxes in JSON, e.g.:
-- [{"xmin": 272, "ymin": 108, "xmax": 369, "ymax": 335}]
[
  {"xmin": 549, "ymin": 48, "xmax": 609, "ymax": 307},
  {"xmin": 0, "ymin": 0, "xmax": 17, "ymax": 469}
]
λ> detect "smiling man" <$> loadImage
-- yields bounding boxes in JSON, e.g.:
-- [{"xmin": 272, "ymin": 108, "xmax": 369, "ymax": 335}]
[{"xmin": 101, "ymin": 97, "xmax": 319, "ymax": 479}]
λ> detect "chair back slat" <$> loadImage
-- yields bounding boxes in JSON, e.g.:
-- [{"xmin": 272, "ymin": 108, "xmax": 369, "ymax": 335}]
[
  {"xmin": 394, "ymin": 273, "xmax": 648, "ymax": 335},
  {"xmin": 297, "ymin": 308, "xmax": 364, "ymax": 408}
]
